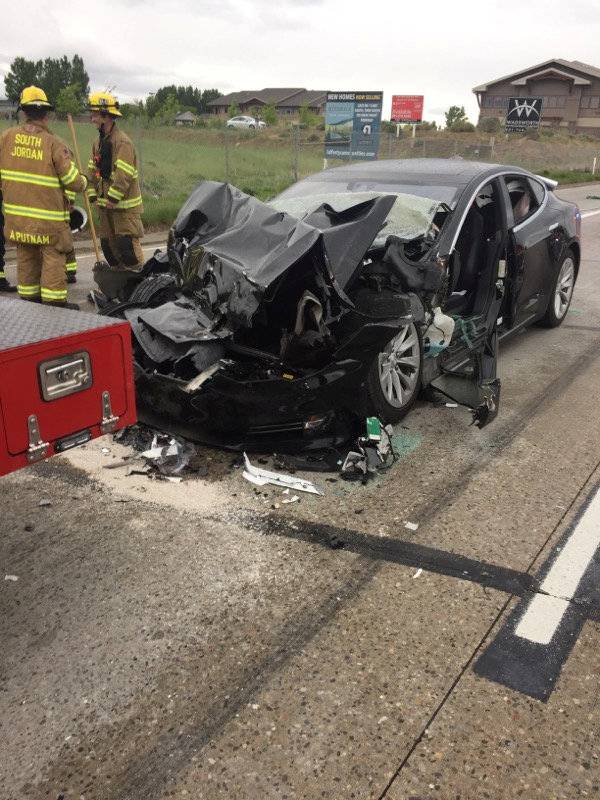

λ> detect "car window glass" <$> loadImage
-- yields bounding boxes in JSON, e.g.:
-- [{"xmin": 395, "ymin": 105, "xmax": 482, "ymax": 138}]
[
  {"xmin": 504, "ymin": 176, "xmax": 539, "ymax": 225},
  {"xmin": 528, "ymin": 178, "xmax": 546, "ymax": 206}
]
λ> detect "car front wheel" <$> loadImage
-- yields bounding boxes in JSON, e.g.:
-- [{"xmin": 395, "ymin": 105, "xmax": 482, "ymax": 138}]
[
  {"xmin": 366, "ymin": 323, "xmax": 423, "ymax": 423},
  {"xmin": 540, "ymin": 251, "xmax": 576, "ymax": 327}
]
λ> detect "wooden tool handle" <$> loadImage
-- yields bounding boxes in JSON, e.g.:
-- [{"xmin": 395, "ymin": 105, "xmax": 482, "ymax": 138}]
[{"xmin": 67, "ymin": 114, "xmax": 102, "ymax": 265}]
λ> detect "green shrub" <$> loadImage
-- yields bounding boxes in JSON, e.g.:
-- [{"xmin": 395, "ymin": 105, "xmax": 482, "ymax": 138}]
[
  {"xmin": 450, "ymin": 121, "xmax": 475, "ymax": 132},
  {"xmin": 477, "ymin": 117, "xmax": 502, "ymax": 134}
]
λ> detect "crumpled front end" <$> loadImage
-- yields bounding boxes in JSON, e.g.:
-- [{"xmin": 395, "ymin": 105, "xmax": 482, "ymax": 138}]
[{"xmin": 107, "ymin": 181, "xmax": 439, "ymax": 450}]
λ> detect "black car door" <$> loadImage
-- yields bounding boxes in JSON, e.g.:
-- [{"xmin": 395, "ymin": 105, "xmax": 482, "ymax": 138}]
[
  {"xmin": 502, "ymin": 175, "xmax": 555, "ymax": 327},
  {"xmin": 431, "ymin": 176, "xmax": 508, "ymax": 427}
]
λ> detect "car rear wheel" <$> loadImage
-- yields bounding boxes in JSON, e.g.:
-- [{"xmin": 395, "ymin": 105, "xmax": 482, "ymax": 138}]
[
  {"xmin": 540, "ymin": 251, "xmax": 576, "ymax": 327},
  {"xmin": 366, "ymin": 323, "xmax": 423, "ymax": 423},
  {"xmin": 249, "ymin": 124, "xmax": 255, "ymax": 129}
]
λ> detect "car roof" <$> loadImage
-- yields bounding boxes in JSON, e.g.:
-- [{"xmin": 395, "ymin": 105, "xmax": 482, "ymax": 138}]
[{"xmin": 311, "ymin": 158, "xmax": 518, "ymax": 187}]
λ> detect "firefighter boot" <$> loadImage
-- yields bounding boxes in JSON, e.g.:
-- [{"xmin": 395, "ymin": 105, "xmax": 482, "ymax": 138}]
[
  {"xmin": 0, "ymin": 264, "xmax": 17, "ymax": 292},
  {"xmin": 45, "ymin": 300, "xmax": 81, "ymax": 311}
]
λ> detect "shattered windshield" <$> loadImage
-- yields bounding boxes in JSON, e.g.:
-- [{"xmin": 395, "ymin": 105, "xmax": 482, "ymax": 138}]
[{"xmin": 270, "ymin": 190, "xmax": 443, "ymax": 246}]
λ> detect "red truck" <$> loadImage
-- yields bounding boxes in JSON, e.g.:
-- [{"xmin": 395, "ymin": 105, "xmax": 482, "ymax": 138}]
[{"xmin": 0, "ymin": 298, "xmax": 136, "ymax": 477}]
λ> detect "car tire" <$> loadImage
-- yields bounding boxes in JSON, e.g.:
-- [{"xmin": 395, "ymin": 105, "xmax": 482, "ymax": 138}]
[
  {"xmin": 249, "ymin": 124, "xmax": 255, "ymax": 129},
  {"xmin": 539, "ymin": 250, "xmax": 576, "ymax": 328},
  {"xmin": 128, "ymin": 273, "xmax": 178, "ymax": 307},
  {"xmin": 365, "ymin": 322, "xmax": 423, "ymax": 424}
]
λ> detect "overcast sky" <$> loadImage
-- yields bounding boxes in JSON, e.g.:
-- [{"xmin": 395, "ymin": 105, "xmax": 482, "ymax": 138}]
[{"xmin": 2, "ymin": 0, "xmax": 600, "ymax": 125}]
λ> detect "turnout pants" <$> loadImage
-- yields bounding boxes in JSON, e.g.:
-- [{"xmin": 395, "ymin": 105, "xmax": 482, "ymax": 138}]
[
  {"xmin": 0, "ymin": 201, "xmax": 5, "ymax": 278},
  {"xmin": 65, "ymin": 248, "xmax": 77, "ymax": 276},
  {"xmin": 17, "ymin": 244, "xmax": 67, "ymax": 304},
  {"xmin": 97, "ymin": 207, "xmax": 144, "ymax": 271}
]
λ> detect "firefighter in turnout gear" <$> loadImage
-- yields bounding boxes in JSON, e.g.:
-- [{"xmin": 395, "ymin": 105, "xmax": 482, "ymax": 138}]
[
  {"xmin": 0, "ymin": 86, "xmax": 87, "ymax": 308},
  {"xmin": 0, "ymin": 192, "xmax": 18, "ymax": 291},
  {"xmin": 87, "ymin": 92, "xmax": 144, "ymax": 296}
]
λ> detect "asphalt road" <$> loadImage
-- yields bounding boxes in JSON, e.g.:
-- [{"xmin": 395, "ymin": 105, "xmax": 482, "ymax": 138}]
[{"xmin": 1, "ymin": 184, "xmax": 600, "ymax": 800}]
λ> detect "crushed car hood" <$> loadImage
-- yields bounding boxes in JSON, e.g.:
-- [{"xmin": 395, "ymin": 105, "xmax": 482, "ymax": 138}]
[{"xmin": 169, "ymin": 181, "xmax": 397, "ymax": 327}]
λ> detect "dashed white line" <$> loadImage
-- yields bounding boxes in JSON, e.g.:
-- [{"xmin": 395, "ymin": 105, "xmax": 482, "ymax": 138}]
[{"xmin": 515, "ymin": 484, "xmax": 600, "ymax": 644}]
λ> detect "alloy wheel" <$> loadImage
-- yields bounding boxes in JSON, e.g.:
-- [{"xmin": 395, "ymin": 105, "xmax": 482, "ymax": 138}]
[
  {"xmin": 378, "ymin": 324, "xmax": 421, "ymax": 409},
  {"xmin": 554, "ymin": 257, "xmax": 575, "ymax": 320}
]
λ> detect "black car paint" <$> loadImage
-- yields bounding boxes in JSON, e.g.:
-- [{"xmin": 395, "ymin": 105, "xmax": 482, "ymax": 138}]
[{"xmin": 119, "ymin": 160, "xmax": 579, "ymax": 450}]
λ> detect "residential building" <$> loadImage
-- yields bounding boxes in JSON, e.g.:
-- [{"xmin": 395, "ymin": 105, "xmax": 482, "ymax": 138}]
[
  {"xmin": 473, "ymin": 59, "xmax": 600, "ymax": 133},
  {"xmin": 208, "ymin": 88, "xmax": 327, "ymax": 116}
]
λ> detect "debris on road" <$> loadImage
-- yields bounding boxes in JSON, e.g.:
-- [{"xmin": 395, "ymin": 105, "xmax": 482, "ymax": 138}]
[
  {"xmin": 242, "ymin": 453, "xmax": 322, "ymax": 495},
  {"xmin": 405, "ymin": 521, "xmax": 419, "ymax": 531},
  {"xmin": 4, "ymin": 574, "xmax": 19, "ymax": 582},
  {"xmin": 282, "ymin": 494, "xmax": 300, "ymax": 504},
  {"xmin": 141, "ymin": 434, "xmax": 196, "ymax": 477},
  {"xmin": 413, "ymin": 568, "xmax": 423, "ymax": 578},
  {"xmin": 38, "ymin": 500, "xmax": 52, "ymax": 507}
]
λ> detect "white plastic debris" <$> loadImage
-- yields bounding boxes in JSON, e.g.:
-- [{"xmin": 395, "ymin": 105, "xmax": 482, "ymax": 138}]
[
  {"xmin": 140, "ymin": 435, "xmax": 195, "ymax": 476},
  {"xmin": 4, "ymin": 574, "xmax": 19, "ymax": 582},
  {"xmin": 282, "ymin": 495, "xmax": 300, "ymax": 504},
  {"xmin": 404, "ymin": 521, "xmax": 419, "ymax": 531},
  {"xmin": 242, "ymin": 453, "xmax": 322, "ymax": 495},
  {"xmin": 445, "ymin": 402, "xmax": 458, "ymax": 408},
  {"xmin": 183, "ymin": 362, "xmax": 222, "ymax": 394},
  {"xmin": 38, "ymin": 499, "xmax": 52, "ymax": 507},
  {"xmin": 413, "ymin": 568, "xmax": 423, "ymax": 579}
]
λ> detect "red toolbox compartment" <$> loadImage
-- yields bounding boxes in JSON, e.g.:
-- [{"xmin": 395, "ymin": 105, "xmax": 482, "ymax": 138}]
[{"xmin": 0, "ymin": 298, "xmax": 137, "ymax": 477}]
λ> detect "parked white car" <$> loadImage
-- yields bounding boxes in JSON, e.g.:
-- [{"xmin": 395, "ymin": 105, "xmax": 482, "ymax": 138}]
[{"xmin": 226, "ymin": 115, "xmax": 267, "ymax": 130}]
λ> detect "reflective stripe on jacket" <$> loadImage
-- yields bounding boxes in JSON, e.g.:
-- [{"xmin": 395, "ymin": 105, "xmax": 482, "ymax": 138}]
[
  {"xmin": 0, "ymin": 121, "xmax": 87, "ymax": 246},
  {"xmin": 87, "ymin": 125, "xmax": 143, "ymax": 214}
]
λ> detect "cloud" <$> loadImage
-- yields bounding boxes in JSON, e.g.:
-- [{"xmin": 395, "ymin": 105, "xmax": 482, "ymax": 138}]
[{"xmin": 1, "ymin": 0, "xmax": 600, "ymax": 127}]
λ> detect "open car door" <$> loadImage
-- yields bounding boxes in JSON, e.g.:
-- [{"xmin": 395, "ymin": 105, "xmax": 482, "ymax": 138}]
[{"xmin": 430, "ymin": 176, "xmax": 508, "ymax": 427}]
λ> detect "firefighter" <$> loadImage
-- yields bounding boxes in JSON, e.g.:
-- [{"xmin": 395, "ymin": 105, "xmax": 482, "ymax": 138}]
[
  {"xmin": 0, "ymin": 192, "xmax": 18, "ymax": 291},
  {"xmin": 0, "ymin": 86, "xmax": 87, "ymax": 308},
  {"xmin": 87, "ymin": 92, "xmax": 144, "ymax": 298}
]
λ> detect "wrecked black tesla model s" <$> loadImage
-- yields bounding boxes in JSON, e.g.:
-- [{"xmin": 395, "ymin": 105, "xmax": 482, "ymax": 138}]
[{"xmin": 101, "ymin": 158, "xmax": 580, "ymax": 451}]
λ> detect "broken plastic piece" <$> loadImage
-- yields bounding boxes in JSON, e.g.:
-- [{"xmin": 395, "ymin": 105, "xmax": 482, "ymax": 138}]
[
  {"xmin": 141, "ymin": 435, "xmax": 196, "ymax": 476},
  {"xmin": 242, "ymin": 453, "xmax": 322, "ymax": 495},
  {"xmin": 404, "ymin": 521, "xmax": 419, "ymax": 531},
  {"xmin": 183, "ymin": 361, "xmax": 222, "ymax": 394},
  {"xmin": 4, "ymin": 574, "xmax": 19, "ymax": 582},
  {"xmin": 282, "ymin": 495, "xmax": 300, "ymax": 504},
  {"xmin": 341, "ymin": 450, "xmax": 367, "ymax": 476}
]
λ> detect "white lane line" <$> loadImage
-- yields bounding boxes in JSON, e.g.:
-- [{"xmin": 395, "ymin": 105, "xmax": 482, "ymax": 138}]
[
  {"xmin": 582, "ymin": 209, "xmax": 600, "ymax": 219},
  {"xmin": 515, "ymin": 484, "xmax": 600, "ymax": 644}
]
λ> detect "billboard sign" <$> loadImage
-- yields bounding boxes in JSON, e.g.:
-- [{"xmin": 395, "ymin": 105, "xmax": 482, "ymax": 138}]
[
  {"xmin": 391, "ymin": 95, "xmax": 424, "ymax": 124},
  {"xmin": 324, "ymin": 91, "xmax": 383, "ymax": 160},
  {"xmin": 505, "ymin": 97, "xmax": 543, "ymax": 133}
]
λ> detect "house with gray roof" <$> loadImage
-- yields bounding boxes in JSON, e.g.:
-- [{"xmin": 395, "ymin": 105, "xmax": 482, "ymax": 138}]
[
  {"xmin": 473, "ymin": 59, "xmax": 600, "ymax": 133},
  {"xmin": 208, "ymin": 88, "xmax": 327, "ymax": 116}
]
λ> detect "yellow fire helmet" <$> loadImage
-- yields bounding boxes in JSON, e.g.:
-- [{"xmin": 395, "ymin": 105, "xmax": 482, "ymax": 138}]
[
  {"xmin": 88, "ymin": 91, "xmax": 122, "ymax": 117},
  {"xmin": 19, "ymin": 85, "xmax": 53, "ymax": 110}
]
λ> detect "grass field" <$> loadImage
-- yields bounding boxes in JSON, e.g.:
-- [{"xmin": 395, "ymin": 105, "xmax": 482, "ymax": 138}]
[{"xmin": 1, "ymin": 119, "xmax": 599, "ymax": 229}]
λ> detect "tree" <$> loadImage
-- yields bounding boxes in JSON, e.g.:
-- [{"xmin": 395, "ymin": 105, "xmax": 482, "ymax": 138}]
[
  {"xmin": 3, "ymin": 54, "xmax": 90, "ymax": 105},
  {"xmin": 55, "ymin": 84, "xmax": 83, "ymax": 117},
  {"xmin": 200, "ymin": 89, "xmax": 222, "ymax": 113},
  {"xmin": 262, "ymin": 103, "xmax": 277, "ymax": 126},
  {"xmin": 154, "ymin": 92, "xmax": 181, "ymax": 125},
  {"xmin": 444, "ymin": 105, "xmax": 468, "ymax": 129},
  {"xmin": 298, "ymin": 103, "xmax": 312, "ymax": 127},
  {"xmin": 227, "ymin": 103, "xmax": 241, "ymax": 118},
  {"xmin": 4, "ymin": 57, "xmax": 39, "ymax": 103}
]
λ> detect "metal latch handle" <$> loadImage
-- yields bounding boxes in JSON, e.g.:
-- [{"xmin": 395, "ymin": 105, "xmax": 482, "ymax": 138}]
[
  {"xmin": 27, "ymin": 415, "xmax": 49, "ymax": 463},
  {"xmin": 100, "ymin": 391, "xmax": 119, "ymax": 434}
]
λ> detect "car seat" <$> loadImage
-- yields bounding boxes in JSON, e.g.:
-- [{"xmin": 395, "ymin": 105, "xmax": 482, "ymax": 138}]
[{"xmin": 445, "ymin": 204, "xmax": 485, "ymax": 313}]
